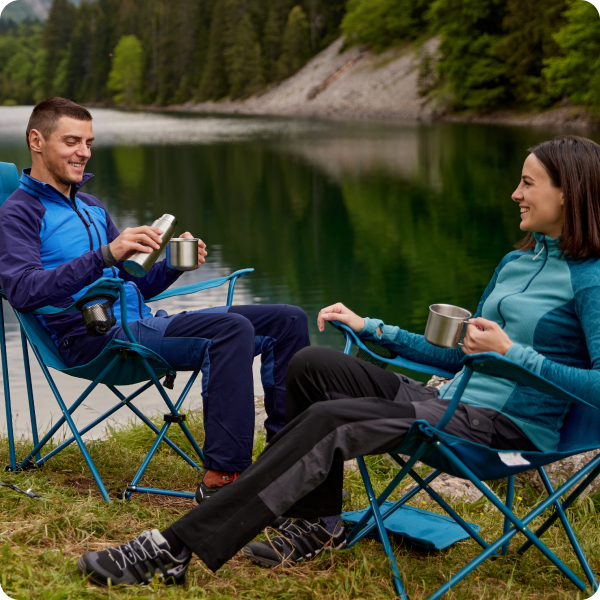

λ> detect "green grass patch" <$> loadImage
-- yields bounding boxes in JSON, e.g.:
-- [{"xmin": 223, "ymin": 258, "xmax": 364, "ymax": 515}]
[{"xmin": 0, "ymin": 415, "xmax": 598, "ymax": 599}]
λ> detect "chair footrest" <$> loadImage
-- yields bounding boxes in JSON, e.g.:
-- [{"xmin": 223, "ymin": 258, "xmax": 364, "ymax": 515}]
[{"xmin": 164, "ymin": 413, "xmax": 186, "ymax": 423}]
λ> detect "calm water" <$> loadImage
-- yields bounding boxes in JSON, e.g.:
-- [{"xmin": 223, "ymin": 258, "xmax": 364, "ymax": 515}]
[{"xmin": 0, "ymin": 106, "xmax": 591, "ymax": 438}]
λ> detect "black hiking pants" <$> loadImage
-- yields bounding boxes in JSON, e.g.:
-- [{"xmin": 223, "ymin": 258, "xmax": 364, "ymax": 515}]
[{"xmin": 171, "ymin": 346, "xmax": 536, "ymax": 572}]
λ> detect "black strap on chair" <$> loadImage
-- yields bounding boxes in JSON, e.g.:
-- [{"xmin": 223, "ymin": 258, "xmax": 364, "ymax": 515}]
[{"xmin": 356, "ymin": 340, "xmax": 398, "ymax": 370}]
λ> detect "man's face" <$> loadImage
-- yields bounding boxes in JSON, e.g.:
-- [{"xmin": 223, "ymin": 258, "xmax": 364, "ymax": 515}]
[{"xmin": 31, "ymin": 117, "xmax": 94, "ymax": 187}]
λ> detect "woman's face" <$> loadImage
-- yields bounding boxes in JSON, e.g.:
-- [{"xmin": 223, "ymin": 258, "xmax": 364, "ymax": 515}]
[{"xmin": 512, "ymin": 153, "xmax": 564, "ymax": 239}]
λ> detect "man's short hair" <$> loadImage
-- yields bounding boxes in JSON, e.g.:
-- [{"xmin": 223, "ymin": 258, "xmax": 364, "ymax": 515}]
[{"xmin": 26, "ymin": 98, "xmax": 92, "ymax": 149}]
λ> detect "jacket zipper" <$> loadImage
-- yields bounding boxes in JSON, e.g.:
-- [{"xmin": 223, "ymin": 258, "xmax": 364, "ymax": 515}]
[
  {"xmin": 83, "ymin": 208, "xmax": 103, "ymax": 249},
  {"xmin": 68, "ymin": 193, "xmax": 93, "ymax": 251},
  {"xmin": 133, "ymin": 285, "xmax": 144, "ymax": 319},
  {"xmin": 497, "ymin": 240, "xmax": 548, "ymax": 328}
]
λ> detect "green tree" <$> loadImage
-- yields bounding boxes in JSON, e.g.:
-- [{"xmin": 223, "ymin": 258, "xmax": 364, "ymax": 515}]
[
  {"xmin": 198, "ymin": 0, "xmax": 229, "ymax": 100},
  {"xmin": 342, "ymin": 0, "xmax": 430, "ymax": 52},
  {"xmin": 226, "ymin": 13, "xmax": 264, "ymax": 97},
  {"xmin": 42, "ymin": 0, "xmax": 76, "ymax": 97},
  {"xmin": 494, "ymin": 0, "xmax": 567, "ymax": 106},
  {"xmin": 263, "ymin": 0, "xmax": 293, "ymax": 80},
  {"xmin": 107, "ymin": 34, "xmax": 144, "ymax": 106},
  {"xmin": 277, "ymin": 5, "xmax": 310, "ymax": 80},
  {"xmin": 543, "ymin": 0, "xmax": 600, "ymax": 111},
  {"xmin": 427, "ymin": 0, "xmax": 509, "ymax": 111}
]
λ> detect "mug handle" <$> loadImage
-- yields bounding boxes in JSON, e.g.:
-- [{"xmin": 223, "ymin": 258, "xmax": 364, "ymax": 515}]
[{"xmin": 457, "ymin": 319, "xmax": 471, "ymax": 347}]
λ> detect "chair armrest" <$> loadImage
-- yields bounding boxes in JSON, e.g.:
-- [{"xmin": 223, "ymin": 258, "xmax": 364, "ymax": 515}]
[
  {"xmin": 32, "ymin": 278, "xmax": 123, "ymax": 315},
  {"xmin": 331, "ymin": 321, "xmax": 455, "ymax": 379},
  {"xmin": 146, "ymin": 268, "xmax": 254, "ymax": 305}
]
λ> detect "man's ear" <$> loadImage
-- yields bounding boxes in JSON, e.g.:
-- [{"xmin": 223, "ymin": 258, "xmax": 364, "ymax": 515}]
[{"xmin": 29, "ymin": 129, "xmax": 45, "ymax": 153}]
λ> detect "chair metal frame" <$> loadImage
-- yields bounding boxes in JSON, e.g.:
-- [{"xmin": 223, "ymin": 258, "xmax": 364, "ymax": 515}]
[{"xmin": 335, "ymin": 323, "xmax": 600, "ymax": 599}]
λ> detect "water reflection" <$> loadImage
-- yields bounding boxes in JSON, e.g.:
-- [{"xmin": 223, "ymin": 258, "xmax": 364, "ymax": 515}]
[{"xmin": 1, "ymin": 107, "xmax": 593, "ymax": 437}]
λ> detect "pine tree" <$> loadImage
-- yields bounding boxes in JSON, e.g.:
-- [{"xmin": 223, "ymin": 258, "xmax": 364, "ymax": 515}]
[
  {"xmin": 107, "ymin": 34, "xmax": 144, "ymax": 106},
  {"xmin": 198, "ymin": 0, "xmax": 229, "ymax": 100},
  {"xmin": 277, "ymin": 5, "xmax": 310, "ymax": 80},
  {"xmin": 263, "ymin": 0, "xmax": 293, "ymax": 81},
  {"xmin": 227, "ymin": 13, "xmax": 263, "ymax": 97},
  {"xmin": 42, "ymin": 0, "xmax": 77, "ymax": 96}
]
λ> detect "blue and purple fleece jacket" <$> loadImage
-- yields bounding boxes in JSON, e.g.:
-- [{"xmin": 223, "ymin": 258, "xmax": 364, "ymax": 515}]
[{"xmin": 0, "ymin": 169, "xmax": 181, "ymax": 350}]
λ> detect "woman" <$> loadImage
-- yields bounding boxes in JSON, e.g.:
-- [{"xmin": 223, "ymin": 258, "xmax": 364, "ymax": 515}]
[{"xmin": 78, "ymin": 135, "xmax": 600, "ymax": 587}]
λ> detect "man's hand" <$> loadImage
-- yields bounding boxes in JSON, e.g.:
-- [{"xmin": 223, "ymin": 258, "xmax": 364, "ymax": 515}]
[
  {"xmin": 175, "ymin": 232, "xmax": 207, "ymax": 271},
  {"xmin": 109, "ymin": 226, "xmax": 164, "ymax": 262},
  {"xmin": 461, "ymin": 317, "xmax": 513, "ymax": 356},
  {"xmin": 317, "ymin": 303, "xmax": 365, "ymax": 333}
]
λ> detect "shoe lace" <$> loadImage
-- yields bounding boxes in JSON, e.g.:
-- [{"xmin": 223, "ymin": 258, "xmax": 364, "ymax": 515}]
[
  {"xmin": 109, "ymin": 532, "xmax": 163, "ymax": 571},
  {"xmin": 277, "ymin": 519, "xmax": 319, "ymax": 548}
]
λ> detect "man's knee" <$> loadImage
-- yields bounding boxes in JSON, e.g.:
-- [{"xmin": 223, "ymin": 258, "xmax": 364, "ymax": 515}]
[
  {"xmin": 219, "ymin": 312, "xmax": 254, "ymax": 345},
  {"xmin": 281, "ymin": 305, "xmax": 308, "ymax": 330}
]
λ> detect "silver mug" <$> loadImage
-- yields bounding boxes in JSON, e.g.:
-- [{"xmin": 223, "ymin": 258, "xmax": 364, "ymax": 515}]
[
  {"xmin": 424, "ymin": 304, "xmax": 472, "ymax": 348},
  {"xmin": 166, "ymin": 237, "xmax": 199, "ymax": 271}
]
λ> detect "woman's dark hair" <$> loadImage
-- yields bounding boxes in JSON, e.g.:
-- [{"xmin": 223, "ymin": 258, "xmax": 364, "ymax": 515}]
[
  {"xmin": 515, "ymin": 135, "xmax": 600, "ymax": 260},
  {"xmin": 26, "ymin": 97, "xmax": 92, "ymax": 150}
]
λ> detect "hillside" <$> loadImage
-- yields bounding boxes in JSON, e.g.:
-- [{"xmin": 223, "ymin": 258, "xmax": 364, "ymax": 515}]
[{"xmin": 177, "ymin": 37, "xmax": 439, "ymax": 123}]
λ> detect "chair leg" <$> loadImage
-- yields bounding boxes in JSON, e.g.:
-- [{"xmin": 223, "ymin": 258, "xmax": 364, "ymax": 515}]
[
  {"xmin": 357, "ymin": 456, "xmax": 409, "ymax": 600},
  {"xmin": 502, "ymin": 475, "xmax": 515, "ymax": 556},
  {"xmin": 436, "ymin": 442, "xmax": 588, "ymax": 592},
  {"xmin": 0, "ymin": 299, "xmax": 16, "ymax": 472},
  {"xmin": 518, "ymin": 456, "xmax": 600, "ymax": 556},
  {"xmin": 21, "ymin": 331, "xmax": 40, "ymax": 463},
  {"xmin": 346, "ymin": 443, "xmax": 428, "ymax": 547},
  {"xmin": 23, "ymin": 341, "xmax": 112, "ymax": 501},
  {"xmin": 390, "ymin": 455, "xmax": 490, "ymax": 552},
  {"xmin": 537, "ymin": 467, "xmax": 598, "ymax": 591}
]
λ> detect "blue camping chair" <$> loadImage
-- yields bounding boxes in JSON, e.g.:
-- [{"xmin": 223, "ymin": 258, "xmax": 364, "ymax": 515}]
[
  {"xmin": 335, "ymin": 323, "xmax": 600, "ymax": 599},
  {"xmin": 0, "ymin": 161, "xmax": 253, "ymax": 501}
]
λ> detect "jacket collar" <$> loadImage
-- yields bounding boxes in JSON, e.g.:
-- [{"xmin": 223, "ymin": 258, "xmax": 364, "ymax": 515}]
[
  {"xmin": 19, "ymin": 168, "xmax": 94, "ymax": 202},
  {"xmin": 533, "ymin": 232, "xmax": 562, "ymax": 258}
]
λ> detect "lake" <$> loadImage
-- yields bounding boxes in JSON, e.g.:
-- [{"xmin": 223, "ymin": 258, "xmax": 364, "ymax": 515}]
[{"xmin": 0, "ymin": 106, "xmax": 589, "ymax": 440}]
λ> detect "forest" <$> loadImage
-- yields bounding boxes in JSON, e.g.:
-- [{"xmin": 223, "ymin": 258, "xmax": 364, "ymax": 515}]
[{"xmin": 0, "ymin": 0, "xmax": 599, "ymax": 114}]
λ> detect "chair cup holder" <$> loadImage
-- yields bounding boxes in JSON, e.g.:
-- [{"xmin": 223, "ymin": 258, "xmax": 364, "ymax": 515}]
[{"xmin": 76, "ymin": 294, "xmax": 117, "ymax": 337}]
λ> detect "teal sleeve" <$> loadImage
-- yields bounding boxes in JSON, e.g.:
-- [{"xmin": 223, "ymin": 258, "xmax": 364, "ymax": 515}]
[{"xmin": 355, "ymin": 253, "xmax": 517, "ymax": 373}]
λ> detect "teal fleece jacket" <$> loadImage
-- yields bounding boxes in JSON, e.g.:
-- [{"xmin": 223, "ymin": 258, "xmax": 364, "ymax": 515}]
[{"xmin": 359, "ymin": 233, "xmax": 600, "ymax": 452}]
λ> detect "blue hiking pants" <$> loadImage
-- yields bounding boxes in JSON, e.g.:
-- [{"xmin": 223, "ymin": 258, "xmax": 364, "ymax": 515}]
[{"xmin": 60, "ymin": 304, "xmax": 310, "ymax": 472}]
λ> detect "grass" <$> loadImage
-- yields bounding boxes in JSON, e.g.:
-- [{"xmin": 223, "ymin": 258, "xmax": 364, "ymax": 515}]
[{"xmin": 0, "ymin": 411, "xmax": 599, "ymax": 599}]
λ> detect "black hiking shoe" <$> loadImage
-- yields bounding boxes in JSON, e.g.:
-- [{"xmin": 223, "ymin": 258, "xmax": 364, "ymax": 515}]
[
  {"xmin": 77, "ymin": 529, "xmax": 191, "ymax": 587},
  {"xmin": 242, "ymin": 518, "xmax": 347, "ymax": 567}
]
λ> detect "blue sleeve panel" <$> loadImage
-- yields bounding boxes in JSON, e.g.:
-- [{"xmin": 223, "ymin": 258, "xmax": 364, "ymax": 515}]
[{"xmin": 0, "ymin": 170, "xmax": 180, "ymax": 349}]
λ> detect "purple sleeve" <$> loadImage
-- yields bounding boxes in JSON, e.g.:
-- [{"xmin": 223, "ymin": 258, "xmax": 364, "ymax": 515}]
[
  {"xmin": 103, "ymin": 210, "xmax": 182, "ymax": 299},
  {"xmin": 0, "ymin": 199, "xmax": 105, "ymax": 312}
]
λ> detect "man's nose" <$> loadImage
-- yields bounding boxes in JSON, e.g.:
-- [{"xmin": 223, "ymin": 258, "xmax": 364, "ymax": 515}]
[{"xmin": 77, "ymin": 143, "xmax": 91, "ymax": 159}]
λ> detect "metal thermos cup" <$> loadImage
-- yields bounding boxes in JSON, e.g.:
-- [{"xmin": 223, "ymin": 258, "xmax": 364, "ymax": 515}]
[
  {"xmin": 424, "ymin": 304, "xmax": 472, "ymax": 348},
  {"xmin": 167, "ymin": 238, "xmax": 199, "ymax": 271},
  {"xmin": 123, "ymin": 214, "xmax": 177, "ymax": 278}
]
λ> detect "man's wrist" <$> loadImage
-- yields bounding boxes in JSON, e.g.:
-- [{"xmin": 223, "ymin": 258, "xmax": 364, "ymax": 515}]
[{"xmin": 101, "ymin": 244, "xmax": 118, "ymax": 268}]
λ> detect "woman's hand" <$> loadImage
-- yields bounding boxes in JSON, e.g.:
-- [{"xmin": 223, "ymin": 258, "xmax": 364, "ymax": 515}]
[
  {"xmin": 317, "ymin": 303, "xmax": 365, "ymax": 333},
  {"xmin": 461, "ymin": 317, "xmax": 513, "ymax": 356},
  {"xmin": 175, "ymin": 232, "xmax": 207, "ymax": 271}
]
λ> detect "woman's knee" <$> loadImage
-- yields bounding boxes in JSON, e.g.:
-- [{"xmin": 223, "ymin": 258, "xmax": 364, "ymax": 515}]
[{"xmin": 286, "ymin": 346, "xmax": 342, "ymax": 385}]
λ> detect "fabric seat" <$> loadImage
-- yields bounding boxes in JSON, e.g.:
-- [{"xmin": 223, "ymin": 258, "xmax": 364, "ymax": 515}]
[
  {"xmin": 334, "ymin": 322, "xmax": 600, "ymax": 599},
  {"xmin": 0, "ymin": 160, "xmax": 254, "ymax": 501}
]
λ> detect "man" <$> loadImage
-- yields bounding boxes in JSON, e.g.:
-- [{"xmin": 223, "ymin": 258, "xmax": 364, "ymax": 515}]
[{"xmin": 0, "ymin": 97, "xmax": 309, "ymax": 501}]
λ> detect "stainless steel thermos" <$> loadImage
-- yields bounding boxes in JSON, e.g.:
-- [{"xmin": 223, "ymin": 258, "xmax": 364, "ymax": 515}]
[{"xmin": 123, "ymin": 214, "xmax": 177, "ymax": 278}]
